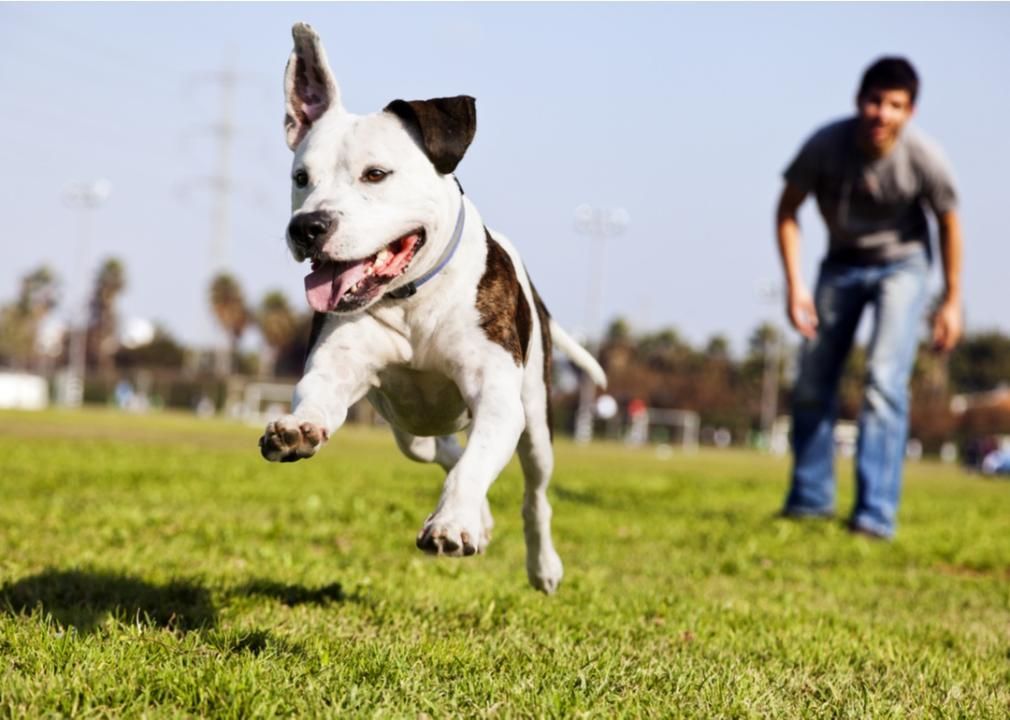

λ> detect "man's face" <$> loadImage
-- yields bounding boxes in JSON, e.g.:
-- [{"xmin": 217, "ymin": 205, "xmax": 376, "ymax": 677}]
[{"xmin": 856, "ymin": 87, "xmax": 915, "ymax": 155}]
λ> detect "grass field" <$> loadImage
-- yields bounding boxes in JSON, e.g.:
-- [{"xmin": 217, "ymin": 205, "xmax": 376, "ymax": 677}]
[{"xmin": 1, "ymin": 408, "xmax": 1008, "ymax": 718}]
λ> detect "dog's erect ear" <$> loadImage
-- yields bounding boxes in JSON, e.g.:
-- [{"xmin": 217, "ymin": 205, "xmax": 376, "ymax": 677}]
[
  {"xmin": 284, "ymin": 22, "xmax": 341, "ymax": 150},
  {"xmin": 384, "ymin": 96, "xmax": 476, "ymax": 174}
]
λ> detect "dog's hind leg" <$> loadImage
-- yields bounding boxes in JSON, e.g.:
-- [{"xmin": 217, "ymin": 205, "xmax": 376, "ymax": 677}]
[
  {"xmin": 517, "ymin": 388, "xmax": 564, "ymax": 594},
  {"xmin": 391, "ymin": 427, "xmax": 462, "ymax": 472}
]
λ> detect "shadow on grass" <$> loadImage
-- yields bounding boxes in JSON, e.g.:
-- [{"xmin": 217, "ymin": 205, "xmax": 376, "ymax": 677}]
[
  {"xmin": 552, "ymin": 483, "xmax": 603, "ymax": 507},
  {"xmin": 0, "ymin": 568, "xmax": 216, "ymax": 632},
  {"xmin": 203, "ymin": 627, "xmax": 306, "ymax": 657},
  {"xmin": 232, "ymin": 579, "xmax": 348, "ymax": 606}
]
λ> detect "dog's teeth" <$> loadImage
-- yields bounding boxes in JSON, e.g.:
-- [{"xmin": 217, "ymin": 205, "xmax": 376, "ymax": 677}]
[
  {"xmin": 364, "ymin": 266, "xmax": 374, "ymax": 277},
  {"xmin": 375, "ymin": 250, "xmax": 393, "ymax": 267}
]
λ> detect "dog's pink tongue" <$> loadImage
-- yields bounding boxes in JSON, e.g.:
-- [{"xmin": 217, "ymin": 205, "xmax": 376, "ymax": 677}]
[
  {"xmin": 304, "ymin": 262, "xmax": 369, "ymax": 312},
  {"xmin": 305, "ymin": 265, "xmax": 336, "ymax": 313}
]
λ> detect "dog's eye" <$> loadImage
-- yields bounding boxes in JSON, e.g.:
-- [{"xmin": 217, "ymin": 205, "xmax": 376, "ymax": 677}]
[
  {"xmin": 293, "ymin": 170, "xmax": 309, "ymax": 188},
  {"xmin": 362, "ymin": 168, "xmax": 390, "ymax": 183}
]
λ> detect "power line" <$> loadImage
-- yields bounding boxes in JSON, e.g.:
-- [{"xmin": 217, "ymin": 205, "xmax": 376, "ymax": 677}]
[
  {"xmin": 178, "ymin": 64, "xmax": 245, "ymax": 274},
  {"xmin": 177, "ymin": 59, "xmax": 270, "ymax": 363}
]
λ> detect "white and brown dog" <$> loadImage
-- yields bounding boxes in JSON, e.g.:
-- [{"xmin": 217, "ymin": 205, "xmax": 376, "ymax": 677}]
[{"xmin": 259, "ymin": 23, "xmax": 606, "ymax": 593}]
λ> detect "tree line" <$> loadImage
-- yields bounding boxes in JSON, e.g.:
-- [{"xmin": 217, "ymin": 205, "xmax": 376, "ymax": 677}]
[
  {"xmin": 2, "ymin": 262, "xmax": 1008, "ymax": 448},
  {"xmin": 0, "ymin": 261, "xmax": 312, "ymax": 380},
  {"xmin": 597, "ymin": 317, "xmax": 1010, "ymax": 451}
]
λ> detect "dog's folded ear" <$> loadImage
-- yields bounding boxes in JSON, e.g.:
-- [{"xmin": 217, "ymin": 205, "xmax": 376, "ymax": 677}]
[
  {"xmin": 384, "ymin": 96, "xmax": 477, "ymax": 175},
  {"xmin": 284, "ymin": 22, "xmax": 341, "ymax": 150}
]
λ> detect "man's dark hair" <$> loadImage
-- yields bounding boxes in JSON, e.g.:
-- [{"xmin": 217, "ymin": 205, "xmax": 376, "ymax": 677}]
[{"xmin": 858, "ymin": 57, "xmax": 919, "ymax": 105}]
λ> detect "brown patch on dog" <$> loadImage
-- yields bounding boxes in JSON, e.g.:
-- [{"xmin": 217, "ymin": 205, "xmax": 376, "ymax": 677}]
[
  {"xmin": 476, "ymin": 231, "xmax": 531, "ymax": 366},
  {"xmin": 531, "ymin": 285, "xmax": 554, "ymax": 439}
]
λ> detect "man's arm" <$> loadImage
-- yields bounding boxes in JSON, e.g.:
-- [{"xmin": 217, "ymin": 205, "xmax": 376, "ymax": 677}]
[
  {"xmin": 776, "ymin": 182, "xmax": 818, "ymax": 339},
  {"xmin": 931, "ymin": 210, "xmax": 963, "ymax": 353}
]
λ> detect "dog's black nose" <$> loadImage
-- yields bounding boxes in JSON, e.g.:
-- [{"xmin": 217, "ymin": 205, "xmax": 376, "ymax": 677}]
[{"xmin": 288, "ymin": 211, "xmax": 334, "ymax": 252}]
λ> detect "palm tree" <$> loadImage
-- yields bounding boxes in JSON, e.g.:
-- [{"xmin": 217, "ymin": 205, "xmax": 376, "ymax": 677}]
[
  {"xmin": 605, "ymin": 317, "xmax": 632, "ymax": 344},
  {"xmin": 257, "ymin": 291, "xmax": 297, "ymax": 378},
  {"xmin": 0, "ymin": 266, "xmax": 60, "ymax": 369},
  {"xmin": 18, "ymin": 267, "xmax": 60, "ymax": 316},
  {"xmin": 209, "ymin": 273, "xmax": 249, "ymax": 376},
  {"xmin": 88, "ymin": 258, "xmax": 125, "ymax": 371}
]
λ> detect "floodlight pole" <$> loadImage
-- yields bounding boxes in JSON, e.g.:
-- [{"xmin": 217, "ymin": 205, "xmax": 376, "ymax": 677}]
[
  {"xmin": 572, "ymin": 205, "xmax": 629, "ymax": 445},
  {"xmin": 61, "ymin": 180, "xmax": 112, "ymax": 407}
]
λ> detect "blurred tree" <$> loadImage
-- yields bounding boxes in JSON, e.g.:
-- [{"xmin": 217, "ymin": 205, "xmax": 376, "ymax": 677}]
[
  {"xmin": 704, "ymin": 334, "xmax": 731, "ymax": 362},
  {"xmin": 114, "ymin": 325, "xmax": 186, "ymax": 370},
  {"xmin": 209, "ymin": 273, "xmax": 250, "ymax": 376},
  {"xmin": 18, "ymin": 267, "xmax": 60, "ymax": 316},
  {"xmin": 0, "ymin": 266, "xmax": 60, "ymax": 370},
  {"xmin": 637, "ymin": 327, "xmax": 692, "ymax": 372},
  {"xmin": 87, "ymin": 258, "xmax": 125, "ymax": 372},
  {"xmin": 908, "ymin": 345, "xmax": 956, "ymax": 452},
  {"xmin": 257, "ymin": 291, "xmax": 298, "ymax": 378},
  {"xmin": 746, "ymin": 323, "xmax": 782, "ymax": 360},
  {"xmin": 605, "ymin": 317, "xmax": 632, "ymax": 343},
  {"xmin": 949, "ymin": 332, "xmax": 1010, "ymax": 394},
  {"xmin": 273, "ymin": 311, "xmax": 316, "ymax": 378},
  {"xmin": 577, "ymin": 318, "xmax": 1010, "ymax": 452},
  {"xmin": 694, "ymin": 333, "xmax": 744, "ymax": 438},
  {"xmin": 599, "ymin": 316, "xmax": 636, "ymax": 378},
  {"xmin": 737, "ymin": 323, "xmax": 788, "ymax": 437}
]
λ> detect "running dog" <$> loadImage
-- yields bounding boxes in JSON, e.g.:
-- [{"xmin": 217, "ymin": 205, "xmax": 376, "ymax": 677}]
[{"xmin": 259, "ymin": 23, "xmax": 606, "ymax": 593}]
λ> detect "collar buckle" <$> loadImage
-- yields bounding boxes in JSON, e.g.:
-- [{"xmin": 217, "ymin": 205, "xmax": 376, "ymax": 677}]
[{"xmin": 387, "ymin": 282, "xmax": 417, "ymax": 300}]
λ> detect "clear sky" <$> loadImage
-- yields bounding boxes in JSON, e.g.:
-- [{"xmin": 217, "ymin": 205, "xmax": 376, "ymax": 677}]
[{"xmin": 2, "ymin": 2, "xmax": 1008, "ymax": 357}]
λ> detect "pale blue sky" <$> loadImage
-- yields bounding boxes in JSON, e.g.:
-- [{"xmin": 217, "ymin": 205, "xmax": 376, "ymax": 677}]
[{"xmin": 2, "ymin": 2, "xmax": 1008, "ymax": 357}]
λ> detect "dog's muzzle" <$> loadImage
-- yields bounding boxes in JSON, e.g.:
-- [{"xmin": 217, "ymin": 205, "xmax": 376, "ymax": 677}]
[{"xmin": 288, "ymin": 211, "xmax": 335, "ymax": 256}]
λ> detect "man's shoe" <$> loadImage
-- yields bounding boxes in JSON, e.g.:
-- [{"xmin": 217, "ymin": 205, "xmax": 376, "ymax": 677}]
[
  {"xmin": 847, "ymin": 522, "xmax": 891, "ymax": 541},
  {"xmin": 778, "ymin": 507, "xmax": 835, "ymax": 520}
]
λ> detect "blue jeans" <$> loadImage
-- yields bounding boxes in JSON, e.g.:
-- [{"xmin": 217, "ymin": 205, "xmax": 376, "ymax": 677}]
[{"xmin": 783, "ymin": 249, "xmax": 930, "ymax": 537}]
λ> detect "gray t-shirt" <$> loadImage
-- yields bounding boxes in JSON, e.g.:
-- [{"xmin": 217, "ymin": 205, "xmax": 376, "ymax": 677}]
[{"xmin": 784, "ymin": 117, "xmax": 957, "ymax": 264}]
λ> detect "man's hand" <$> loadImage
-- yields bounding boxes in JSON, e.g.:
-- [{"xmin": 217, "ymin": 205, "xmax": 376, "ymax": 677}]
[
  {"xmin": 787, "ymin": 285, "xmax": 819, "ymax": 339},
  {"xmin": 776, "ymin": 182, "xmax": 816, "ymax": 339},
  {"xmin": 932, "ymin": 211, "xmax": 963, "ymax": 354},
  {"xmin": 931, "ymin": 298, "xmax": 962, "ymax": 353}
]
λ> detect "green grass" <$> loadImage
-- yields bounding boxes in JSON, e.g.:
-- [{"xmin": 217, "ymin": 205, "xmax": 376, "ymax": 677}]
[{"xmin": 1, "ymin": 408, "xmax": 1008, "ymax": 718}]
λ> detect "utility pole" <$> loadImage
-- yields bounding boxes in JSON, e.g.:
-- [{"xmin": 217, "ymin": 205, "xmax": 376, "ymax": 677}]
[
  {"xmin": 760, "ymin": 332, "xmax": 781, "ymax": 441},
  {"xmin": 572, "ymin": 204, "xmax": 629, "ymax": 445},
  {"xmin": 184, "ymin": 60, "xmax": 242, "ymax": 375},
  {"xmin": 208, "ymin": 65, "xmax": 238, "ymax": 377},
  {"xmin": 59, "ymin": 180, "xmax": 112, "ymax": 407},
  {"xmin": 208, "ymin": 65, "xmax": 237, "ymax": 273}
]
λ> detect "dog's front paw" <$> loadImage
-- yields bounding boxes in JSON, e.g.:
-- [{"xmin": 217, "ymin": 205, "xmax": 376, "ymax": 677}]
[
  {"xmin": 416, "ymin": 505, "xmax": 486, "ymax": 557},
  {"xmin": 259, "ymin": 415, "xmax": 328, "ymax": 462}
]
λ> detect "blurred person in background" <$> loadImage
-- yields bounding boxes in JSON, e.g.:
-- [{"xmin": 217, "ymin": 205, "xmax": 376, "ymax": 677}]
[{"xmin": 774, "ymin": 57, "xmax": 963, "ymax": 539}]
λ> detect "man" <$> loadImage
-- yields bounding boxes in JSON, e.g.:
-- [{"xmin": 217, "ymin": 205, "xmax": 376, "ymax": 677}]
[{"xmin": 775, "ymin": 57, "xmax": 963, "ymax": 539}]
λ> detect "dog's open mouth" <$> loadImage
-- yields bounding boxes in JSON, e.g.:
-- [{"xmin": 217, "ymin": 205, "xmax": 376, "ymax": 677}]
[{"xmin": 304, "ymin": 230, "xmax": 425, "ymax": 313}]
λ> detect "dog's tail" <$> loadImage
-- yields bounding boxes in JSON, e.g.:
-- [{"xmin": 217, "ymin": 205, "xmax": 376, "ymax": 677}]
[{"xmin": 550, "ymin": 319, "xmax": 608, "ymax": 389}]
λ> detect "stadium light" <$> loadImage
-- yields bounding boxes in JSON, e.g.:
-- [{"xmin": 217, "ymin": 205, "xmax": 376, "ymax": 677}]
[{"xmin": 572, "ymin": 205, "xmax": 629, "ymax": 444}]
